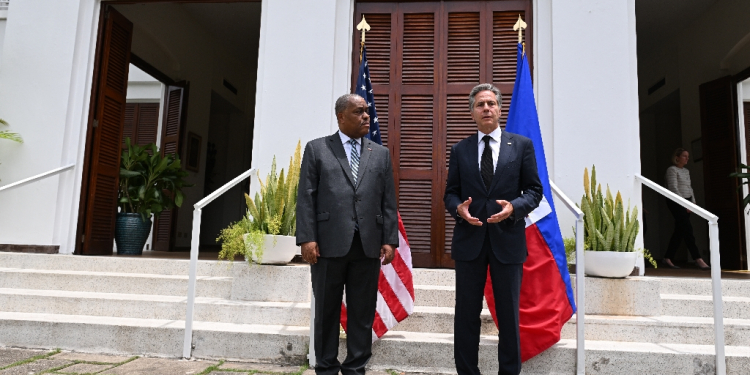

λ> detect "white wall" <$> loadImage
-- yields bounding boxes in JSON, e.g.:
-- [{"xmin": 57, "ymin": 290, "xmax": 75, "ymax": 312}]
[
  {"xmin": 250, "ymin": 0, "xmax": 353, "ymax": 186},
  {"xmin": 0, "ymin": 0, "xmax": 92, "ymax": 251},
  {"xmin": 743, "ymin": 80, "xmax": 750, "ymax": 101},
  {"xmin": 540, "ymin": 0, "xmax": 643, "ymax": 253},
  {"xmin": 126, "ymin": 64, "xmax": 162, "ymax": 103}
]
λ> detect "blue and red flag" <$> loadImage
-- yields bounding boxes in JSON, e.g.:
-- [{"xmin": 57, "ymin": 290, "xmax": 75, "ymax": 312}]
[{"xmin": 484, "ymin": 43, "xmax": 576, "ymax": 361}]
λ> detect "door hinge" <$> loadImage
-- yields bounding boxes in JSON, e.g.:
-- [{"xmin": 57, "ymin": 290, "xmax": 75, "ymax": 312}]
[
  {"xmin": 93, "ymin": 119, "xmax": 99, "ymax": 128},
  {"xmin": 81, "ymin": 235, "xmax": 85, "ymax": 243}
]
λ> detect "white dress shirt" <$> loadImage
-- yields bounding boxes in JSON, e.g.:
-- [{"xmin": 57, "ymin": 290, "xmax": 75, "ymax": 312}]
[
  {"xmin": 338, "ymin": 131, "xmax": 362, "ymax": 165},
  {"xmin": 477, "ymin": 127, "xmax": 501, "ymax": 171}
]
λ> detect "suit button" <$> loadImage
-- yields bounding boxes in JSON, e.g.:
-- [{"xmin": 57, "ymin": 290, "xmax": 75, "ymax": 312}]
[{"xmin": 352, "ymin": 217, "xmax": 356, "ymax": 221}]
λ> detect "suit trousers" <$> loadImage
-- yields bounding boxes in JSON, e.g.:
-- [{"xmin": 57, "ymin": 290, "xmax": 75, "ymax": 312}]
[
  {"xmin": 665, "ymin": 198, "xmax": 702, "ymax": 261},
  {"xmin": 311, "ymin": 232, "xmax": 381, "ymax": 375},
  {"xmin": 454, "ymin": 234, "xmax": 523, "ymax": 375}
]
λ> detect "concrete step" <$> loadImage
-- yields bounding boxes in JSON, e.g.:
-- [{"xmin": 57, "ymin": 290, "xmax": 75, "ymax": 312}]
[
  {"xmin": 657, "ymin": 277, "xmax": 750, "ymax": 298},
  {"xmin": 0, "ymin": 252, "xmax": 234, "ymax": 277},
  {"xmin": 562, "ymin": 314, "xmax": 750, "ymax": 346},
  {"xmin": 663, "ymin": 293, "xmax": 750, "ymax": 320},
  {"xmin": 0, "ymin": 288, "xmax": 496, "ymax": 334},
  {"xmin": 9, "ymin": 287, "xmax": 750, "ymax": 346},
  {"xmin": 0, "ymin": 268, "xmax": 233, "ymax": 298},
  {"xmin": 1, "ymin": 312, "xmax": 748, "ymax": 374},
  {"xmin": 0, "ymin": 288, "xmax": 310, "ymax": 326}
]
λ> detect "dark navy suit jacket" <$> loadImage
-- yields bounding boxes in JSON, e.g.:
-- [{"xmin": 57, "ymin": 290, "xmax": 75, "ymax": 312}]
[{"xmin": 444, "ymin": 130, "xmax": 543, "ymax": 263}]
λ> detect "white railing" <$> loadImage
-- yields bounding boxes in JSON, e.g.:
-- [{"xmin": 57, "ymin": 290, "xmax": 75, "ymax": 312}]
[
  {"xmin": 0, "ymin": 1, "xmax": 8, "ymax": 11},
  {"xmin": 549, "ymin": 181, "xmax": 585, "ymax": 375},
  {"xmin": 182, "ymin": 167, "xmax": 257, "ymax": 358},
  {"xmin": 0, "ymin": 164, "xmax": 75, "ymax": 193},
  {"xmin": 635, "ymin": 174, "xmax": 725, "ymax": 375}
]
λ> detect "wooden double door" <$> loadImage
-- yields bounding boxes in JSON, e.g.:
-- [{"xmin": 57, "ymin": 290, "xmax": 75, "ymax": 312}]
[{"xmin": 353, "ymin": 1, "xmax": 532, "ymax": 268}]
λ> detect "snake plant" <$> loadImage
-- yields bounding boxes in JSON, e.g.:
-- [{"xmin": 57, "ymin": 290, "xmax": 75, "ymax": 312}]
[
  {"xmin": 579, "ymin": 165, "xmax": 639, "ymax": 252},
  {"xmin": 218, "ymin": 140, "xmax": 301, "ymax": 263}
]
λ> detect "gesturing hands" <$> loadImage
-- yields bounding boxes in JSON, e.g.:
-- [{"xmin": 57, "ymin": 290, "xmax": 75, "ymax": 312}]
[
  {"xmin": 457, "ymin": 197, "xmax": 482, "ymax": 226},
  {"xmin": 457, "ymin": 198, "xmax": 514, "ymax": 225},
  {"xmin": 487, "ymin": 200, "xmax": 514, "ymax": 223},
  {"xmin": 301, "ymin": 241, "xmax": 320, "ymax": 264}
]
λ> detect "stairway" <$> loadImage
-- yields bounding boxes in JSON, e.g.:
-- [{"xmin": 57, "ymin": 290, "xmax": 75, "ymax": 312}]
[{"xmin": 1, "ymin": 252, "xmax": 749, "ymax": 374}]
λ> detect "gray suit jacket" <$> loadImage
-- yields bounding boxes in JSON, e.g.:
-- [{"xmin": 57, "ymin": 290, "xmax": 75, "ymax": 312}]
[{"xmin": 296, "ymin": 132, "xmax": 399, "ymax": 258}]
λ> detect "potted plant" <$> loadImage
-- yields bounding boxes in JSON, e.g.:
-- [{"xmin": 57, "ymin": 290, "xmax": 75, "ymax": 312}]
[
  {"xmin": 116, "ymin": 137, "xmax": 192, "ymax": 255},
  {"xmin": 579, "ymin": 166, "xmax": 655, "ymax": 277},
  {"xmin": 218, "ymin": 141, "xmax": 301, "ymax": 264}
]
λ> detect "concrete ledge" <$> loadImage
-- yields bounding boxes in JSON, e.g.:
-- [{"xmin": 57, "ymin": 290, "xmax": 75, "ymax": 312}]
[
  {"xmin": 572, "ymin": 276, "xmax": 661, "ymax": 316},
  {"xmin": 230, "ymin": 264, "xmax": 310, "ymax": 302},
  {"xmin": 0, "ymin": 244, "xmax": 59, "ymax": 254}
]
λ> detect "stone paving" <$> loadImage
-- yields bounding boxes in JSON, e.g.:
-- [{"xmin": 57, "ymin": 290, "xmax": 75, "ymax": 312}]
[{"xmin": 0, "ymin": 347, "xmax": 423, "ymax": 375}]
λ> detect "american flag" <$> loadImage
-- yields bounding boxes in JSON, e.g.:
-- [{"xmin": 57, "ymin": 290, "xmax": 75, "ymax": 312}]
[{"xmin": 341, "ymin": 47, "xmax": 415, "ymax": 341}]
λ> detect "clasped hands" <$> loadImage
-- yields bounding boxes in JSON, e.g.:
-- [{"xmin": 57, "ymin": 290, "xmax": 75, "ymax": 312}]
[
  {"xmin": 301, "ymin": 242, "xmax": 395, "ymax": 265},
  {"xmin": 457, "ymin": 197, "xmax": 514, "ymax": 226}
]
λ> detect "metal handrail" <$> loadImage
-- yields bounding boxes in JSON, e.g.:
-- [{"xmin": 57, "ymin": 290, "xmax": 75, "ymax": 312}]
[
  {"xmin": 549, "ymin": 181, "xmax": 585, "ymax": 375},
  {"xmin": 0, "ymin": 164, "xmax": 75, "ymax": 193},
  {"xmin": 182, "ymin": 167, "xmax": 257, "ymax": 358},
  {"xmin": 635, "ymin": 174, "xmax": 725, "ymax": 375}
]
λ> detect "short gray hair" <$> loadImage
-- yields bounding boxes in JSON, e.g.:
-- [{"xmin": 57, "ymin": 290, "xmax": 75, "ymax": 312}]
[
  {"xmin": 335, "ymin": 93, "xmax": 365, "ymax": 115},
  {"xmin": 468, "ymin": 83, "xmax": 502, "ymax": 111}
]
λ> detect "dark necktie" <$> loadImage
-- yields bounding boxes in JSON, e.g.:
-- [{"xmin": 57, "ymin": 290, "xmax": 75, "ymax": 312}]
[{"xmin": 481, "ymin": 135, "xmax": 493, "ymax": 190}]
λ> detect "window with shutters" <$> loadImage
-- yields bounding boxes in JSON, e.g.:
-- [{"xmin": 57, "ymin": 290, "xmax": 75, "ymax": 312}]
[{"xmin": 354, "ymin": 1, "xmax": 532, "ymax": 268}]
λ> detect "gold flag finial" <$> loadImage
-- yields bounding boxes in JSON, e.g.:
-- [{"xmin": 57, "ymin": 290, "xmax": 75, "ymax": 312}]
[
  {"xmin": 513, "ymin": 15, "xmax": 527, "ymax": 54},
  {"xmin": 357, "ymin": 15, "xmax": 371, "ymax": 61}
]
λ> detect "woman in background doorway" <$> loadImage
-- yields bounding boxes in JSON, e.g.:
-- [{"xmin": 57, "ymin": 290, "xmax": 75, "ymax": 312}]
[{"xmin": 664, "ymin": 148, "xmax": 710, "ymax": 270}]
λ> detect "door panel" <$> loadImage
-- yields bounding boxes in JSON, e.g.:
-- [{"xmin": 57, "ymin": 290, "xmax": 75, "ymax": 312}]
[
  {"xmin": 700, "ymin": 76, "xmax": 744, "ymax": 270},
  {"xmin": 152, "ymin": 84, "xmax": 188, "ymax": 251},
  {"xmin": 81, "ymin": 8, "xmax": 133, "ymax": 255},
  {"xmin": 355, "ymin": 1, "xmax": 531, "ymax": 267}
]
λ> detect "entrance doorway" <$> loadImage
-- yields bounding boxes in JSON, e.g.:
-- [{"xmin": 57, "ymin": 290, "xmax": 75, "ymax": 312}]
[
  {"xmin": 353, "ymin": 1, "xmax": 532, "ymax": 268},
  {"xmin": 76, "ymin": 1, "xmax": 261, "ymax": 255},
  {"xmin": 636, "ymin": 0, "xmax": 750, "ymax": 270}
]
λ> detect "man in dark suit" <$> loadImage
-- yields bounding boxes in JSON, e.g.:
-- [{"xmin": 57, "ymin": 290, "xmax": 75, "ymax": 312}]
[
  {"xmin": 296, "ymin": 93, "xmax": 399, "ymax": 375},
  {"xmin": 444, "ymin": 83, "xmax": 543, "ymax": 375}
]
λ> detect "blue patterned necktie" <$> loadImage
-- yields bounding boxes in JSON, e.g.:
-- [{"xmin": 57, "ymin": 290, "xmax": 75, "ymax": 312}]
[{"xmin": 350, "ymin": 139, "xmax": 360, "ymax": 185}]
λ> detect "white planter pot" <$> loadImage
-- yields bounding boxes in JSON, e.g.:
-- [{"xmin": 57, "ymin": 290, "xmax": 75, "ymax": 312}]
[
  {"xmin": 584, "ymin": 250, "xmax": 637, "ymax": 278},
  {"xmin": 243, "ymin": 234, "xmax": 299, "ymax": 265}
]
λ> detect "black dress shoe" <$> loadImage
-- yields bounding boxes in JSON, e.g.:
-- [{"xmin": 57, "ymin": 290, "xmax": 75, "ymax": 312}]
[{"xmin": 662, "ymin": 259, "xmax": 680, "ymax": 269}]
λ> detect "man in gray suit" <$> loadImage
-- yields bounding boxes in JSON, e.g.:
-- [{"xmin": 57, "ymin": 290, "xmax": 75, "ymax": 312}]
[{"xmin": 296, "ymin": 93, "xmax": 399, "ymax": 375}]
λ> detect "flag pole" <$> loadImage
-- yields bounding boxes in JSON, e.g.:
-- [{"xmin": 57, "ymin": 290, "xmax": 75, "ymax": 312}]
[
  {"xmin": 357, "ymin": 15, "xmax": 370, "ymax": 62},
  {"xmin": 513, "ymin": 15, "xmax": 527, "ymax": 55}
]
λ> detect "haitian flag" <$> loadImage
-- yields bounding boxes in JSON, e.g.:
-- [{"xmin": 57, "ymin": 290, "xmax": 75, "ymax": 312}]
[{"xmin": 484, "ymin": 43, "xmax": 576, "ymax": 361}]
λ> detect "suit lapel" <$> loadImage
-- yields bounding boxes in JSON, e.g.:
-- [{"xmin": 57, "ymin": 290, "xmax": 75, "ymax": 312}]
[
  {"xmin": 490, "ymin": 131, "xmax": 514, "ymax": 192},
  {"xmin": 327, "ymin": 132, "xmax": 356, "ymax": 188},
  {"xmin": 355, "ymin": 138, "xmax": 373, "ymax": 190}
]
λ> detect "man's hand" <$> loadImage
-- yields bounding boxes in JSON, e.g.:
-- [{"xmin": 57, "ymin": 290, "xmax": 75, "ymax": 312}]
[
  {"xmin": 457, "ymin": 197, "xmax": 482, "ymax": 226},
  {"xmin": 301, "ymin": 241, "xmax": 320, "ymax": 264},
  {"xmin": 380, "ymin": 244, "xmax": 395, "ymax": 265},
  {"xmin": 487, "ymin": 200, "xmax": 514, "ymax": 224}
]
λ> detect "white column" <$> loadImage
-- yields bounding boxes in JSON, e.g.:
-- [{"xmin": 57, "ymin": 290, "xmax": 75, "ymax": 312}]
[
  {"xmin": 549, "ymin": 0, "xmax": 642, "ymax": 249},
  {"xmin": 251, "ymin": 0, "xmax": 353, "ymax": 182}
]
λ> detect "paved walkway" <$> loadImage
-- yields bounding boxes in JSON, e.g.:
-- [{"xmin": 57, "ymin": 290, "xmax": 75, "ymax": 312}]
[{"xmin": 0, "ymin": 347, "xmax": 425, "ymax": 375}]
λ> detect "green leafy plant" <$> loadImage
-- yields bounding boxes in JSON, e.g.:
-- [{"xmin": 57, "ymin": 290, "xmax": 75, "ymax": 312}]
[
  {"xmin": 218, "ymin": 141, "xmax": 302, "ymax": 263},
  {"xmin": 578, "ymin": 165, "xmax": 639, "ymax": 252},
  {"xmin": 563, "ymin": 237, "xmax": 576, "ymax": 264},
  {"xmin": 118, "ymin": 137, "xmax": 192, "ymax": 221},
  {"xmin": 0, "ymin": 119, "xmax": 22, "ymax": 143},
  {"xmin": 730, "ymin": 163, "xmax": 750, "ymax": 208}
]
